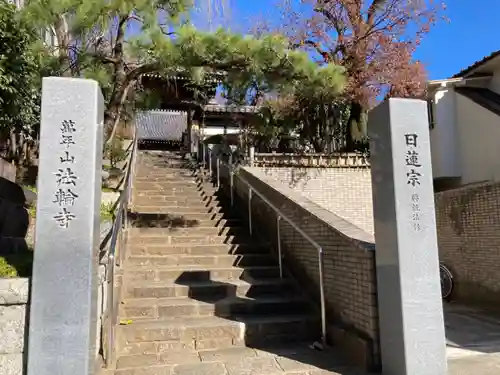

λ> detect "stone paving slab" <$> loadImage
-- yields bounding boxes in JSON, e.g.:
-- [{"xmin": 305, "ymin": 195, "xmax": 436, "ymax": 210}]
[
  {"xmin": 448, "ymin": 354, "xmax": 500, "ymax": 375},
  {"xmin": 107, "ymin": 345, "xmax": 500, "ymax": 375},
  {"xmin": 196, "ymin": 345, "xmax": 365, "ymax": 375},
  {"xmin": 445, "ymin": 303, "xmax": 500, "ymax": 359},
  {"xmin": 112, "ymin": 345, "xmax": 368, "ymax": 375}
]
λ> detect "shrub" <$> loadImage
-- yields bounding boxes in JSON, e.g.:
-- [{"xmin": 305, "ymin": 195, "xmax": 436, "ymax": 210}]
[{"xmin": 105, "ymin": 137, "xmax": 127, "ymax": 168}]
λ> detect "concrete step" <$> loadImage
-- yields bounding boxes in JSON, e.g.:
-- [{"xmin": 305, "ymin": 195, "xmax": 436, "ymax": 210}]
[
  {"xmin": 127, "ymin": 233, "xmax": 253, "ymax": 246},
  {"xmin": 126, "ymin": 254, "xmax": 274, "ymax": 268},
  {"xmin": 116, "ymin": 314, "xmax": 320, "ymax": 353},
  {"xmin": 135, "ymin": 166, "xmax": 196, "ymax": 173},
  {"xmin": 134, "ymin": 181, "xmax": 203, "ymax": 189},
  {"xmin": 134, "ymin": 170, "xmax": 198, "ymax": 175},
  {"xmin": 123, "ymin": 265, "xmax": 282, "ymax": 283},
  {"xmin": 128, "ymin": 226, "xmax": 244, "ymax": 237},
  {"xmin": 134, "ymin": 176, "xmax": 202, "ymax": 183},
  {"xmin": 132, "ymin": 197, "xmax": 224, "ymax": 207},
  {"xmin": 119, "ymin": 294, "xmax": 311, "ymax": 320},
  {"xmin": 131, "ymin": 206, "xmax": 225, "ymax": 215},
  {"xmin": 133, "ymin": 180, "xmax": 210, "ymax": 189},
  {"xmin": 128, "ymin": 212, "xmax": 235, "ymax": 221},
  {"xmin": 123, "ymin": 278, "xmax": 293, "ymax": 299},
  {"xmin": 134, "ymin": 171, "xmax": 198, "ymax": 177},
  {"xmin": 128, "ymin": 214, "xmax": 241, "ymax": 229},
  {"xmin": 132, "ymin": 197, "xmax": 219, "ymax": 208},
  {"xmin": 132, "ymin": 188, "xmax": 218, "ymax": 198},
  {"xmin": 133, "ymin": 194, "xmax": 223, "ymax": 203},
  {"xmin": 134, "ymin": 176, "xmax": 201, "ymax": 183},
  {"xmin": 129, "ymin": 243, "xmax": 268, "ymax": 257}
]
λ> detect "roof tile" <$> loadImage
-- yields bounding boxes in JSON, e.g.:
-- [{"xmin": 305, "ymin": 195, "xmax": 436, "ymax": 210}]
[{"xmin": 135, "ymin": 110, "xmax": 187, "ymax": 141}]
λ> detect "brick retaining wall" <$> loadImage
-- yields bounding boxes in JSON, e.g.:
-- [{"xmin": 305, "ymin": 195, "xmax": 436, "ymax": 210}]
[
  {"xmin": 435, "ymin": 181, "xmax": 500, "ymax": 307},
  {"xmin": 256, "ymin": 158, "xmax": 500, "ymax": 309},
  {"xmin": 219, "ymin": 165, "xmax": 380, "ymax": 371},
  {"xmin": 259, "ymin": 167, "xmax": 374, "ymax": 235},
  {"xmin": 0, "ymin": 278, "xmax": 29, "ymax": 375}
]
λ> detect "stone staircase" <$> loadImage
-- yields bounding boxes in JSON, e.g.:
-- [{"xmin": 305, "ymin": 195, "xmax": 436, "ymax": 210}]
[{"xmin": 111, "ymin": 151, "xmax": 351, "ymax": 375}]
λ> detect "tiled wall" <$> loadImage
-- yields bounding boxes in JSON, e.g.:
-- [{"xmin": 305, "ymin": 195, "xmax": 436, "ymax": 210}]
[
  {"xmin": 220, "ymin": 165, "xmax": 380, "ymax": 371},
  {"xmin": 435, "ymin": 181, "xmax": 500, "ymax": 306},
  {"xmin": 257, "ymin": 167, "xmax": 374, "ymax": 235}
]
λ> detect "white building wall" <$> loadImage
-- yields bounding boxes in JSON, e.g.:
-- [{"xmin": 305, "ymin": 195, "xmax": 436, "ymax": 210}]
[
  {"xmin": 455, "ymin": 94, "xmax": 500, "ymax": 184},
  {"xmin": 489, "ymin": 72, "xmax": 500, "ymax": 95},
  {"xmin": 430, "ymin": 87, "xmax": 462, "ymax": 178}
]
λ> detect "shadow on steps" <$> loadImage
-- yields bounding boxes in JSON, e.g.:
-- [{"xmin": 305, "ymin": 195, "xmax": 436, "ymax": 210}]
[
  {"xmin": 173, "ymin": 269, "xmax": 367, "ymax": 374},
  {"xmin": 128, "ymin": 212, "xmax": 202, "ymax": 229}
]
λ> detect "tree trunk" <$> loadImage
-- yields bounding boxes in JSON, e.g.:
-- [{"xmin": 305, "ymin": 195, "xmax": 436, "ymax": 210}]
[
  {"xmin": 312, "ymin": 138, "xmax": 324, "ymax": 153},
  {"xmin": 54, "ymin": 15, "xmax": 75, "ymax": 77},
  {"xmin": 345, "ymin": 102, "xmax": 365, "ymax": 152},
  {"xmin": 104, "ymin": 14, "xmax": 129, "ymax": 143},
  {"xmin": 9, "ymin": 130, "xmax": 18, "ymax": 163},
  {"xmin": 187, "ymin": 109, "xmax": 193, "ymax": 154},
  {"xmin": 106, "ymin": 80, "xmax": 135, "ymax": 144}
]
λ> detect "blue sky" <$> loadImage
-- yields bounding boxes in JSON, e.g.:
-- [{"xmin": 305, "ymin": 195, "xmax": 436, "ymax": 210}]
[{"xmin": 192, "ymin": 0, "xmax": 500, "ymax": 80}]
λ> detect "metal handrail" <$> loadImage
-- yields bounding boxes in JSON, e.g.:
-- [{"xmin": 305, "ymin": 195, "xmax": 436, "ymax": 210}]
[
  {"xmin": 216, "ymin": 158, "xmax": 327, "ymax": 347},
  {"xmin": 104, "ymin": 133, "xmax": 138, "ymax": 367}
]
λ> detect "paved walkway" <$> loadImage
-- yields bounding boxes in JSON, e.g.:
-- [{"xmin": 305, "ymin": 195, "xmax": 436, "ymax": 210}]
[
  {"xmin": 444, "ymin": 303, "xmax": 500, "ymax": 375},
  {"xmin": 448, "ymin": 354, "xmax": 500, "ymax": 375},
  {"xmin": 108, "ymin": 344, "xmax": 368, "ymax": 375},
  {"xmin": 445, "ymin": 303, "xmax": 500, "ymax": 359},
  {"xmin": 102, "ymin": 303, "xmax": 500, "ymax": 375},
  {"xmin": 105, "ymin": 344, "xmax": 500, "ymax": 375}
]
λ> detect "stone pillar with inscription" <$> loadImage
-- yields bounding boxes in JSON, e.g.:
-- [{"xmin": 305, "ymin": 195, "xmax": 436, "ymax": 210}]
[
  {"xmin": 369, "ymin": 98, "xmax": 447, "ymax": 375},
  {"xmin": 27, "ymin": 78, "xmax": 103, "ymax": 375}
]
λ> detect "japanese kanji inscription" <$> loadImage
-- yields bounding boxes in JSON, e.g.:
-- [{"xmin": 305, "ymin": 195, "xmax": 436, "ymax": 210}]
[
  {"xmin": 404, "ymin": 133, "xmax": 423, "ymax": 232},
  {"xmin": 52, "ymin": 119, "xmax": 79, "ymax": 228}
]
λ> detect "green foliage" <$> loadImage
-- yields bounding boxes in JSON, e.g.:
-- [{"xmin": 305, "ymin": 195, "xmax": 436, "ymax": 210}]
[
  {"xmin": 23, "ymin": 185, "xmax": 37, "ymax": 218},
  {"xmin": 0, "ymin": 249, "xmax": 33, "ymax": 278},
  {"xmin": 105, "ymin": 137, "xmax": 127, "ymax": 167},
  {"xmin": 20, "ymin": 0, "xmax": 345, "ymax": 141},
  {"xmin": 253, "ymin": 78, "xmax": 352, "ymax": 153},
  {"xmin": 0, "ymin": 257, "xmax": 17, "ymax": 277},
  {"xmin": 100, "ymin": 202, "xmax": 114, "ymax": 222},
  {"xmin": 0, "ymin": 1, "xmax": 41, "ymax": 156}
]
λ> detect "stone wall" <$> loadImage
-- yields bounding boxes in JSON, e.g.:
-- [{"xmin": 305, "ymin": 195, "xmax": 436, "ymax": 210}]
[
  {"xmin": 435, "ymin": 181, "xmax": 500, "ymax": 307},
  {"xmin": 258, "ymin": 167, "xmax": 374, "ymax": 235},
  {"xmin": 220, "ymin": 165, "xmax": 380, "ymax": 371},
  {"xmin": 0, "ymin": 177, "xmax": 31, "ymax": 269},
  {"xmin": 0, "ymin": 278, "xmax": 29, "ymax": 375},
  {"xmin": 0, "ymin": 159, "xmax": 15, "ymax": 182}
]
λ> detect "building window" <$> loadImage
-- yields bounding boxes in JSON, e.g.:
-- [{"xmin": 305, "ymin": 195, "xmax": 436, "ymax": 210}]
[{"xmin": 427, "ymin": 98, "xmax": 436, "ymax": 130}]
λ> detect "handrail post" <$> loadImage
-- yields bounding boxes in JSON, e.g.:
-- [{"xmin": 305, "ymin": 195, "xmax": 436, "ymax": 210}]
[
  {"xmin": 216, "ymin": 157, "xmax": 220, "ymax": 188},
  {"xmin": 106, "ymin": 255, "xmax": 115, "ymax": 368},
  {"xmin": 103, "ymin": 135, "xmax": 137, "ymax": 368},
  {"xmin": 318, "ymin": 246, "xmax": 327, "ymax": 346},
  {"xmin": 248, "ymin": 188, "xmax": 252, "ymax": 236},
  {"xmin": 277, "ymin": 215, "xmax": 283, "ymax": 279},
  {"xmin": 121, "ymin": 204, "xmax": 127, "ymax": 266},
  {"xmin": 208, "ymin": 149, "xmax": 212, "ymax": 179},
  {"xmin": 229, "ymin": 154, "xmax": 234, "ymax": 206},
  {"xmin": 229, "ymin": 173, "xmax": 327, "ymax": 348},
  {"xmin": 202, "ymin": 142, "xmax": 206, "ymax": 169}
]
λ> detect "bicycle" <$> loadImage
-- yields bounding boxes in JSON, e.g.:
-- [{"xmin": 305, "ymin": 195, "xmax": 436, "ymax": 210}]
[{"xmin": 440, "ymin": 262, "xmax": 454, "ymax": 301}]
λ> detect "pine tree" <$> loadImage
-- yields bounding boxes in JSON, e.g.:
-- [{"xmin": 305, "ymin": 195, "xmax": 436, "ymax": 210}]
[
  {"xmin": 0, "ymin": 0, "xmax": 41, "ymax": 165},
  {"xmin": 21, "ymin": 0, "xmax": 346, "ymax": 142}
]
